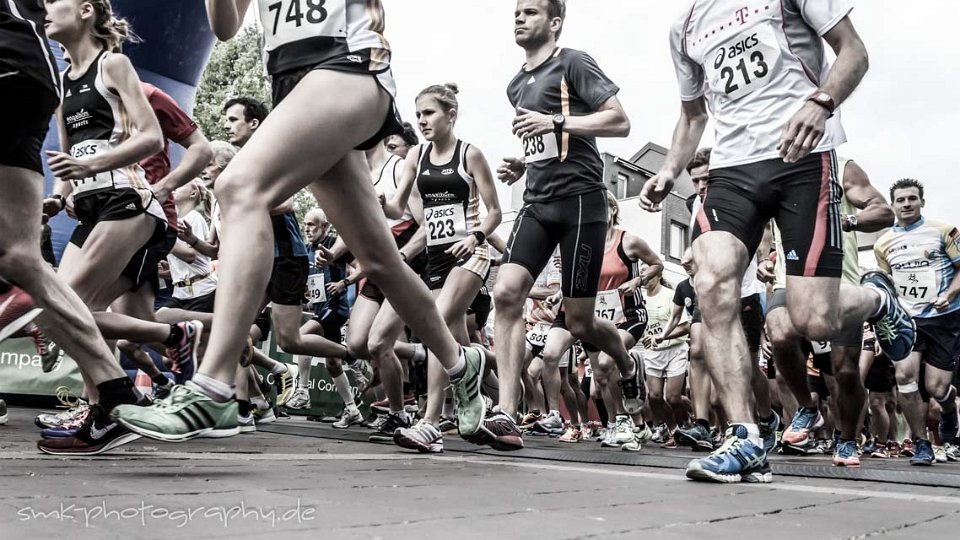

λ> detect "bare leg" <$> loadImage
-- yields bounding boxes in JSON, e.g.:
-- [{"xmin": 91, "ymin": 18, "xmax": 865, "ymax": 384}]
[{"xmin": 492, "ymin": 264, "xmax": 536, "ymax": 416}]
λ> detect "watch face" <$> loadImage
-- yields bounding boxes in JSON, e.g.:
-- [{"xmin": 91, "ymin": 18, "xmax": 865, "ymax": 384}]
[{"xmin": 553, "ymin": 114, "xmax": 565, "ymax": 124}]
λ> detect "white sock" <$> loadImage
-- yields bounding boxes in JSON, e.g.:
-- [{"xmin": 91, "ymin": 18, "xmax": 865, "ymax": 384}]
[
  {"xmin": 866, "ymin": 286, "xmax": 886, "ymax": 319},
  {"xmin": 190, "ymin": 374, "xmax": 235, "ymax": 403},
  {"xmin": 333, "ymin": 373, "xmax": 355, "ymax": 407},
  {"xmin": 743, "ymin": 423, "xmax": 762, "ymax": 447},
  {"xmin": 444, "ymin": 347, "xmax": 467, "ymax": 379},
  {"xmin": 271, "ymin": 363, "xmax": 289, "ymax": 375},
  {"xmin": 295, "ymin": 356, "xmax": 312, "ymax": 387},
  {"xmin": 549, "ymin": 409, "xmax": 561, "ymax": 418}
]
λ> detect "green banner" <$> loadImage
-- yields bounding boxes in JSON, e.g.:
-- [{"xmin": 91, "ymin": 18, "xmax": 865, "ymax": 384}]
[
  {"xmin": 0, "ymin": 337, "xmax": 83, "ymax": 397},
  {"xmin": 262, "ymin": 331, "xmax": 371, "ymax": 419}
]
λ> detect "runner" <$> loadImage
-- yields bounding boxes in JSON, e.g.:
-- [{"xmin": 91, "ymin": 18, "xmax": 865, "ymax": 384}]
[
  {"xmin": 874, "ymin": 179, "xmax": 960, "ymax": 465},
  {"xmin": 485, "ymin": 0, "xmax": 642, "ymax": 451},
  {"xmin": 37, "ymin": 0, "xmax": 172, "ymax": 455},
  {"xmin": 642, "ymin": 0, "xmax": 913, "ymax": 483},
  {"xmin": 640, "ymin": 274, "xmax": 689, "ymax": 447},
  {"xmin": 386, "ymin": 83, "xmax": 502, "ymax": 453},
  {"xmin": 114, "ymin": 0, "xmax": 487, "ymax": 442},
  {"xmin": 765, "ymin": 158, "xmax": 893, "ymax": 467},
  {"xmin": 286, "ymin": 207, "xmax": 359, "ymax": 424}
]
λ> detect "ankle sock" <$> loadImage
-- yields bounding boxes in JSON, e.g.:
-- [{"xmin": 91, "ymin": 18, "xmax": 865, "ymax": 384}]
[
  {"xmin": 97, "ymin": 377, "xmax": 141, "ymax": 412},
  {"xmin": 163, "ymin": 324, "xmax": 184, "ymax": 347},
  {"xmin": 444, "ymin": 347, "xmax": 467, "ymax": 379},
  {"xmin": 191, "ymin": 373, "xmax": 235, "ymax": 403}
]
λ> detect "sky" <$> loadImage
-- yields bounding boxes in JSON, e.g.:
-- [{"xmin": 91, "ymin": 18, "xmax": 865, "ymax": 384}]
[{"xmin": 247, "ymin": 1, "xmax": 959, "ymax": 218}]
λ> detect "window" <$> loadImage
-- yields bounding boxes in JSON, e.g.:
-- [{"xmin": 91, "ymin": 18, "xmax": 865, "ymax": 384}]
[{"xmin": 669, "ymin": 221, "xmax": 688, "ymax": 261}]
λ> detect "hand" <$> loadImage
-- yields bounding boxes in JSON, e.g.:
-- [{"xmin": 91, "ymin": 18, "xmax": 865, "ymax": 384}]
[
  {"xmin": 152, "ymin": 181, "xmax": 172, "ymax": 203},
  {"xmin": 778, "ymin": 101, "xmax": 830, "ymax": 163},
  {"xmin": 64, "ymin": 196, "xmax": 76, "ymax": 219},
  {"xmin": 641, "ymin": 336, "xmax": 655, "ymax": 349},
  {"xmin": 512, "ymin": 107, "xmax": 553, "ymax": 139},
  {"xmin": 42, "ymin": 197, "xmax": 64, "ymax": 218},
  {"xmin": 544, "ymin": 291, "xmax": 562, "ymax": 306},
  {"xmin": 932, "ymin": 296, "xmax": 951, "ymax": 312},
  {"xmin": 315, "ymin": 244, "xmax": 334, "ymax": 268},
  {"xmin": 497, "ymin": 157, "xmax": 525, "ymax": 185},
  {"xmin": 653, "ymin": 336, "xmax": 664, "ymax": 346},
  {"xmin": 326, "ymin": 280, "xmax": 347, "ymax": 296},
  {"xmin": 46, "ymin": 150, "xmax": 97, "ymax": 180},
  {"xmin": 639, "ymin": 172, "xmax": 675, "ymax": 212},
  {"xmin": 618, "ymin": 278, "xmax": 640, "ymax": 297},
  {"xmin": 177, "ymin": 222, "xmax": 197, "ymax": 244},
  {"xmin": 445, "ymin": 235, "xmax": 478, "ymax": 260},
  {"xmin": 757, "ymin": 260, "xmax": 775, "ymax": 284},
  {"xmin": 760, "ymin": 334, "xmax": 773, "ymax": 361}
]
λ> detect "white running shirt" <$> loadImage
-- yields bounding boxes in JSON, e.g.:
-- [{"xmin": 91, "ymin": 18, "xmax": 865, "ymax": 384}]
[
  {"xmin": 167, "ymin": 210, "xmax": 217, "ymax": 300},
  {"xmin": 669, "ymin": 0, "xmax": 852, "ymax": 168}
]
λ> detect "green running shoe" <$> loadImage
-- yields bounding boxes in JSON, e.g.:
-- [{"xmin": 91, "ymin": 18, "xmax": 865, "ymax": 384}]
[
  {"xmin": 110, "ymin": 382, "xmax": 238, "ymax": 442},
  {"xmin": 451, "ymin": 346, "xmax": 486, "ymax": 437}
]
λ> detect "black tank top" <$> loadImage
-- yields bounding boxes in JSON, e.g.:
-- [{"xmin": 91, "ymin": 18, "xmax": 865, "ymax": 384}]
[{"xmin": 415, "ymin": 140, "xmax": 479, "ymax": 250}]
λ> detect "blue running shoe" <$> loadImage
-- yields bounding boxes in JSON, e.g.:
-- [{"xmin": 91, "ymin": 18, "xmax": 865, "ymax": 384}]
[
  {"xmin": 40, "ymin": 425, "xmax": 80, "ymax": 438},
  {"xmin": 781, "ymin": 406, "xmax": 823, "ymax": 446},
  {"xmin": 685, "ymin": 425, "xmax": 770, "ymax": 483},
  {"xmin": 758, "ymin": 410, "xmax": 781, "ymax": 453},
  {"xmin": 833, "ymin": 440, "xmax": 860, "ymax": 467},
  {"xmin": 861, "ymin": 271, "xmax": 915, "ymax": 361},
  {"xmin": 910, "ymin": 438, "xmax": 936, "ymax": 466}
]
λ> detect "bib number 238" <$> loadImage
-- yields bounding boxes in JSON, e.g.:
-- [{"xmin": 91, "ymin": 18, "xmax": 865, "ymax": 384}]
[
  {"xmin": 261, "ymin": 0, "xmax": 346, "ymax": 50},
  {"xmin": 523, "ymin": 133, "xmax": 559, "ymax": 164}
]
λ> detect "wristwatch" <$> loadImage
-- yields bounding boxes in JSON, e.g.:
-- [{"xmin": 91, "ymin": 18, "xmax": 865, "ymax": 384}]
[
  {"xmin": 472, "ymin": 230, "xmax": 486, "ymax": 243},
  {"xmin": 552, "ymin": 113, "xmax": 565, "ymax": 133},
  {"xmin": 842, "ymin": 214, "xmax": 858, "ymax": 232},
  {"xmin": 807, "ymin": 91, "xmax": 836, "ymax": 114}
]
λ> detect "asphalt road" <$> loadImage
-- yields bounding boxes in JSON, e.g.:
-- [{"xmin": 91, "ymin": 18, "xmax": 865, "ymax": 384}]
[{"xmin": 1, "ymin": 407, "xmax": 959, "ymax": 539}]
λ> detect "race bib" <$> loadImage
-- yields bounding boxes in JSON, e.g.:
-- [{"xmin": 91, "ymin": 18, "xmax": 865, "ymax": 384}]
[
  {"xmin": 425, "ymin": 204, "xmax": 467, "ymax": 247},
  {"xmin": 810, "ymin": 340, "xmax": 832, "ymax": 355},
  {"xmin": 306, "ymin": 273, "xmax": 326, "ymax": 306},
  {"xmin": 69, "ymin": 140, "xmax": 114, "ymax": 195},
  {"xmin": 523, "ymin": 133, "xmax": 559, "ymax": 164},
  {"xmin": 259, "ymin": 0, "xmax": 347, "ymax": 51},
  {"xmin": 594, "ymin": 290, "xmax": 624, "ymax": 324},
  {"xmin": 526, "ymin": 322, "xmax": 551, "ymax": 348},
  {"xmin": 706, "ymin": 23, "xmax": 781, "ymax": 102},
  {"xmin": 892, "ymin": 267, "xmax": 937, "ymax": 304}
]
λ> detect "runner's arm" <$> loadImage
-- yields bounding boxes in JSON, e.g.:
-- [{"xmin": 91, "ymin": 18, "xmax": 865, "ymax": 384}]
[
  {"xmin": 640, "ymin": 98, "xmax": 708, "ymax": 211},
  {"xmin": 840, "ymin": 161, "xmax": 894, "ymax": 233},
  {"xmin": 383, "ymin": 146, "xmax": 422, "ymax": 220},
  {"xmin": 205, "ymin": 0, "xmax": 252, "ymax": 41},
  {"xmin": 658, "ymin": 303, "xmax": 687, "ymax": 343},
  {"xmin": 819, "ymin": 17, "xmax": 869, "ymax": 109},
  {"xmin": 88, "ymin": 54, "xmax": 163, "ymax": 173},
  {"xmin": 170, "ymin": 241, "xmax": 197, "ymax": 264},
  {"xmin": 153, "ymin": 130, "xmax": 213, "ymax": 200},
  {"xmin": 559, "ymin": 96, "xmax": 630, "ymax": 138}
]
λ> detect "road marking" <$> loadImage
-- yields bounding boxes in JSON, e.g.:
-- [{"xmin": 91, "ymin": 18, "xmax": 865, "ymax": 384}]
[{"xmin": 452, "ymin": 458, "xmax": 960, "ymax": 505}]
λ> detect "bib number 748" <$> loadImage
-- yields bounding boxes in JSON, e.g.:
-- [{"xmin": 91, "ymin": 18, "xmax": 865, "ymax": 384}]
[{"xmin": 267, "ymin": 0, "xmax": 327, "ymax": 34}]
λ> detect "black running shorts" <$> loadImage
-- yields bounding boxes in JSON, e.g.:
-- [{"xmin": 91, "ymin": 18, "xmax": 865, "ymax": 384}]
[
  {"xmin": 504, "ymin": 189, "xmax": 608, "ymax": 298},
  {"xmin": 268, "ymin": 256, "xmax": 309, "ymax": 306},
  {"xmin": 0, "ymin": 74, "xmax": 57, "ymax": 174},
  {"xmin": 693, "ymin": 151, "xmax": 843, "ymax": 279},
  {"xmin": 136, "ymin": 227, "xmax": 178, "ymax": 294},
  {"xmin": 163, "ymin": 289, "xmax": 217, "ymax": 313},
  {"xmin": 913, "ymin": 311, "xmax": 960, "ymax": 373},
  {"xmin": 270, "ymin": 52, "xmax": 404, "ymax": 151}
]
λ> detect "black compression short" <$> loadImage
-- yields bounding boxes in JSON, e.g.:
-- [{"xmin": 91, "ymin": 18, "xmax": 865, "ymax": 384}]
[
  {"xmin": 692, "ymin": 151, "xmax": 843, "ymax": 279},
  {"xmin": 503, "ymin": 189, "xmax": 608, "ymax": 298}
]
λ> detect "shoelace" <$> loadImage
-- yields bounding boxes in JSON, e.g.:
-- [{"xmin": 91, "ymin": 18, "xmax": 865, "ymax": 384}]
[
  {"xmin": 790, "ymin": 409, "xmax": 816, "ymax": 430},
  {"xmin": 874, "ymin": 318, "xmax": 898, "ymax": 343},
  {"xmin": 56, "ymin": 386, "xmax": 80, "ymax": 408}
]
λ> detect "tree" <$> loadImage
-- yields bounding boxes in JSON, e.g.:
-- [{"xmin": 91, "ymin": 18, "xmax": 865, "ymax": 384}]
[
  {"xmin": 194, "ymin": 25, "xmax": 270, "ymax": 141},
  {"xmin": 194, "ymin": 25, "xmax": 318, "ymax": 226}
]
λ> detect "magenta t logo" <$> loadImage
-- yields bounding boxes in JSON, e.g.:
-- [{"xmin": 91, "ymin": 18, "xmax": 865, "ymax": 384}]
[{"xmin": 735, "ymin": 7, "xmax": 750, "ymax": 25}]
